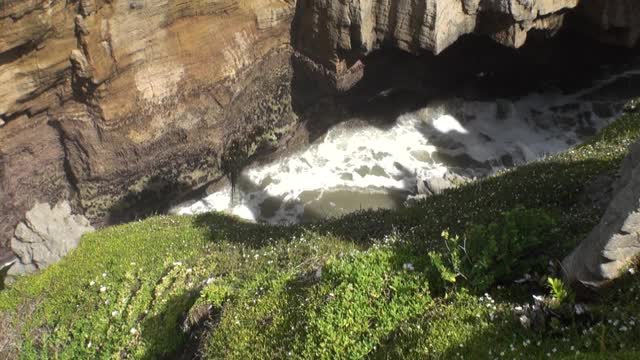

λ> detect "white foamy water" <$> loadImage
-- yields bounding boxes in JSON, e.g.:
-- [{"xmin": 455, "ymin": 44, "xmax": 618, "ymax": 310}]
[{"xmin": 173, "ymin": 65, "xmax": 640, "ymax": 223}]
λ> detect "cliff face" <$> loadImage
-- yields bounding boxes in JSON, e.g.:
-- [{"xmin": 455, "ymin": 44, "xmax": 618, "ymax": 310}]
[
  {"xmin": 291, "ymin": 0, "xmax": 640, "ymax": 91},
  {"xmin": 291, "ymin": 0, "xmax": 580, "ymax": 91},
  {"xmin": 0, "ymin": 0, "xmax": 297, "ymax": 271}
]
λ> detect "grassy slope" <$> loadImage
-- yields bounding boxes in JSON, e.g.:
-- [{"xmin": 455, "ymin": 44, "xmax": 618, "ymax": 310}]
[{"xmin": 1, "ymin": 105, "xmax": 640, "ymax": 359}]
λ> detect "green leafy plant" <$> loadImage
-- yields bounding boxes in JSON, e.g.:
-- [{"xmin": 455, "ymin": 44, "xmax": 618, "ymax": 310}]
[
  {"xmin": 547, "ymin": 277, "xmax": 574, "ymax": 306},
  {"xmin": 430, "ymin": 207, "xmax": 557, "ymax": 291}
]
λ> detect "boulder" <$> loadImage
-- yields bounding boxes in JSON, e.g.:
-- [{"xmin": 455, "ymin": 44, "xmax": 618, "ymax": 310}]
[
  {"xmin": 8, "ymin": 202, "xmax": 94, "ymax": 277},
  {"xmin": 563, "ymin": 140, "xmax": 640, "ymax": 288}
]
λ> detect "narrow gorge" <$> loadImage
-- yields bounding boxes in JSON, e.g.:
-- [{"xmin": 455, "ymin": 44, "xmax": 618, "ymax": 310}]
[{"xmin": 1, "ymin": 0, "xmax": 640, "ymax": 358}]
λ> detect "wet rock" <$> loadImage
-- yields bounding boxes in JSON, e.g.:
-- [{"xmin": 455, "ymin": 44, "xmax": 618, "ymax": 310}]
[
  {"xmin": 370, "ymin": 165, "xmax": 389, "ymax": 178},
  {"xmin": 410, "ymin": 150, "xmax": 432, "ymax": 163},
  {"xmin": 496, "ymin": 99, "xmax": 513, "ymax": 120},
  {"xmin": 500, "ymin": 154, "xmax": 515, "ymax": 167},
  {"xmin": 8, "ymin": 202, "xmax": 94, "ymax": 278},
  {"xmin": 355, "ymin": 166, "xmax": 370, "ymax": 177},
  {"xmin": 259, "ymin": 197, "xmax": 283, "ymax": 219},
  {"xmin": 592, "ymin": 102, "xmax": 615, "ymax": 118},
  {"xmin": 417, "ymin": 170, "xmax": 469, "ymax": 196}
]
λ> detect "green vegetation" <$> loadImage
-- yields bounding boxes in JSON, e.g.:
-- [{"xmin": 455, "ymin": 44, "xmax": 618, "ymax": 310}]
[{"xmin": 2, "ymin": 107, "xmax": 640, "ymax": 359}]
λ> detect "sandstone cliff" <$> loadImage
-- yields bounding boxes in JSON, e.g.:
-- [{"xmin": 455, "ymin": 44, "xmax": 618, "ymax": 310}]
[
  {"xmin": 291, "ymin": 0, "xmax": 640, "ymax": 91},
  {"xmin": 1, "ymin": 0, "xmax": 297, "ymax": 272}
]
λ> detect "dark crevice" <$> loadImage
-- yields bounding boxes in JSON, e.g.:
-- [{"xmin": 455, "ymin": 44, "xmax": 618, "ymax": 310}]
[{"xmin": 0, "ymin": 41, "xmax": 38, "ymax": 67}]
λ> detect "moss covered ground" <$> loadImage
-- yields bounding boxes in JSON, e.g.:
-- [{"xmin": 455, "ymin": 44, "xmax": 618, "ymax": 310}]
[{"xmin": 1, "ymin": 104, "xmax": 640, "ymax": 359}]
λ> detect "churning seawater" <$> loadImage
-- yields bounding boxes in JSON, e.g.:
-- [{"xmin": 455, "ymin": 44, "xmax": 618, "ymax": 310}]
[{"xmin": 172, "ymin": 63, "xmax": 640, "ymax": 224}]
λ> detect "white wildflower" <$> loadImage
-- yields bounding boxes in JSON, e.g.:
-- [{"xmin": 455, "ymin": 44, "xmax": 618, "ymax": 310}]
[
  {"xmin": 403, "ymin": 263, "xmax": 415, "ymax": 271},
  {"xmin": 629, "ymin": 268, "xmax": 636, "ymax": 275},
  {"xmin": 89, "ymin": 281, "xmax": 95, "ymax": 286},
  {"xmin": 111, "ymin": 310, "xmax": 119, "ymax": 317},
  {"xmin": 130, "ymin": 327, "xmax": 138, "ymax": 335},
  {"xmin": 99, "ymin": 286, "xmax": 107, "ymax": 293}
]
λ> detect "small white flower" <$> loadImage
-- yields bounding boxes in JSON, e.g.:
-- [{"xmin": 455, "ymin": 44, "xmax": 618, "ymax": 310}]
[
  {"xmin": 206, "ymin": 277, "xmax": 215, "ymax": 285},
  {"xmin": 186, "ymin": 268, "xmax": 193, "ymax": 274},
  {"xmin": 102, "ymin": 272, "xmax": 107, "ymax": 278},
  {"xmin": 619, "ymin": 326, "xmax": 628, "ymax": 332},
  {"xmin": 89, "ymin": 281, "xmax": 95, "ymax": 286},
  {"xmin": 403, "ymin": 263, "xmax": 415, "ymax": 271},
  {"xmin": 111, "ymin": 310, "xmax": 119, "ymax": 317},
  {"xmin": 87, "ymin": 341, "xmax": 92, "ymax": 348},
  {"xmin": 629, "ymin": 268, "xmax": 636, "ymax": 275},
  {"xmin": 99, "ymin": 286, "xmax": 107, "ymax": 293},
  {"xmin": 130, "ymin": 327, "xmax": 138, "ymax": 335}
]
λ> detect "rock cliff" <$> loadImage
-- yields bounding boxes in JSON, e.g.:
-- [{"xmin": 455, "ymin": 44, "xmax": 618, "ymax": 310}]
[
  {"xmin": 291, "ymin": 0, "xmax": 640, "ymax": 91},
  {"xmin": 0, "ymin": 0, "xmax": 297, "ymax": 270}
]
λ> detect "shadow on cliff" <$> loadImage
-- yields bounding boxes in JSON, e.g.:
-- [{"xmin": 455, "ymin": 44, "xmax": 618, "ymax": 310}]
[{"xmin": 105, "ymin": 176, "xmax": 210, "ymax": 225}]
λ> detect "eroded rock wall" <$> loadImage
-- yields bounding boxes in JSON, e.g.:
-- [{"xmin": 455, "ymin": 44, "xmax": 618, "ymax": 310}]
[
  {"xmin": 0, "ymin": 0, "xmax": 297, "ymax": 268},
  {"xmin": 291, "ymin": 0, "xmax": 580, "ymax": 91}
]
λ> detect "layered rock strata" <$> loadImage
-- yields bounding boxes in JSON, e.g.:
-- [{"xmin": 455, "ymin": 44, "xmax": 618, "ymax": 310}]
[
  {"xmin": 0, "ymin": 0, "xmax": 297, "ymax": 272},
  {"xmin": 292, "ymin": 0, "xmax": 582, "ymax": 91}
]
